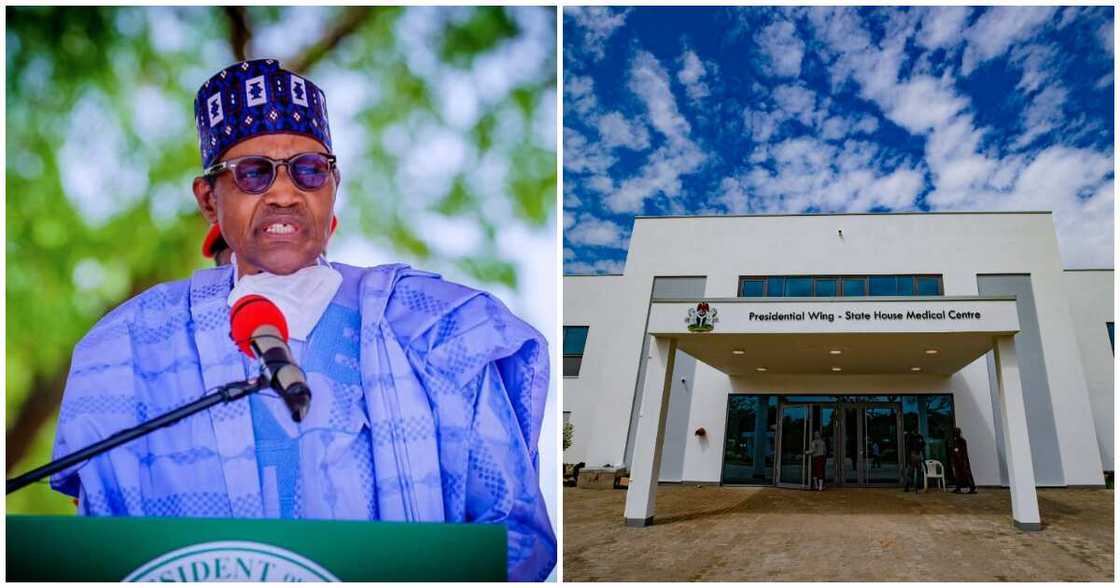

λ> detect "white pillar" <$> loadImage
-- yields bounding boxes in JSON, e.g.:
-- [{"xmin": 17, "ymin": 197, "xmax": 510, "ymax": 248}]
[
  {"xmin": 623, "ymin": 336, "xmax": 677, "ymax": 527},
  {"xmin": 993, "ymin": 335, "xmax": 1042, "ymax": 531}
]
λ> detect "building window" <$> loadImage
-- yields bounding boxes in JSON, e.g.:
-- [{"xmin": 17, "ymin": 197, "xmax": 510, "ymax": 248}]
[
  {"xmin": 563, "ymin": 326, "xmax": 589, "ymax": 377},
  {"xmin": 813, "ymin": 277, "xmax": 838, "ymax": 297},
  {"xmin": 766, "ymin": 277, "xmax": 785, "ymax": 297},
  {"xmin": 868, "ymin": 275, "xmax": 897, "ymax": 296},
  {"xmin": 916, "ymin": 275, "xmax": 942, "ymax": 296},
  {"xmin": 841, "ymin": 277, "xmax": 867, "ymax": 296},
  {"xmin": 738, "ymin": 275, "xmax": 944, "ymax": 298},
  {"xmin": 740, "ymin": 278, "xmax": 764, "ymax": 297},
  {"xmin": 1108, "ymin": 322, "xmax": 1115, "ymax": 354},
  {"xmin": 785, "ymin": 276, "xmax": 812, "ymax": 297}
]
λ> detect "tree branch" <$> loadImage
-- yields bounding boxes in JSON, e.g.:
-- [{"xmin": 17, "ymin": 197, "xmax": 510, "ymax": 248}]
[
  {"xmin": 288, "ymin": 7, "xmax": 377, "ymax": 74},
  {"xmin": 224, "ymin": 6, "xmax": 252, "ymax": 62},
  {"xmin": 6, "ymin": 274, "xmax": 164, "ymax": 474},
  {"xmin": 6, "ymin": 369, "xmax": 69, "ymax": 473}
]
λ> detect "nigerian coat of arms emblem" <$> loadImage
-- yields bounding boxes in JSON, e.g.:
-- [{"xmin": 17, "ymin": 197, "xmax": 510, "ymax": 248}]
[{"xmin": 686, "ymin": 302, "xmax": 718, "ymax": 332}]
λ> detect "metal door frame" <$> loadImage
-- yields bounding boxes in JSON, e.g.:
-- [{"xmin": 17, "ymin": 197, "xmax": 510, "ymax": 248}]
[
  {"xmin": 815, "ymin": 403, "xmax": 840, "ymax": 487},
  {"xmin": 849, "ymin": 402, "xmax": 904, "ymax": 487},
  {"xmin": 776, "ymin": 400, "xmax": 904, "ymax": 489},
  {"xmin": 774, "ymin": 403, "xmax": 811, "ymax": 489}
]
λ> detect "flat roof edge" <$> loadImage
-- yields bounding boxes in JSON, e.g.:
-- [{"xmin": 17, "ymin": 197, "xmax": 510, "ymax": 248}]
[
  {"xmin": 651, "ymin": 295, "xmax": 1018, "ymax": 303},
  {"xmin": 563, "ymin": 273, "xmax": 624, "ymax": 277},
  {"xmin": 633, "ymin": 211, "xmax": 1054, "ymax": 220},
  {"xmin": 1063, "ymin": 268, "xmax": 1114, "ymax": 272}
]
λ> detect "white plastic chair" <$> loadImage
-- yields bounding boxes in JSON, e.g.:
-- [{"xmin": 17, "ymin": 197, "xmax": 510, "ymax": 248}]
[{"xmin": 923, "ymin": 459, "xmax": 946, "ymax": 492}]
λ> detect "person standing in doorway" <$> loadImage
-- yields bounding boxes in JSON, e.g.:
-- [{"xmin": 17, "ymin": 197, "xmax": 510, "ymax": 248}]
[
  {"xmin": 951, "ymin": 428, "xmax": 977, "ymax": 494},
  {"xmin": 806, "ymin": 430, "xmax": 827, "ymax": 491},
  {"xmin": 903, "ymin": 431, "xmax": 926, "ymax": 493}
]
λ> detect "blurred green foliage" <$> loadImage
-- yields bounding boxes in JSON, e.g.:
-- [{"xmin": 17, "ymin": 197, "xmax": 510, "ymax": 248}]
[{"xmin": 6, "ymin": 6, "xmax": 555, "ymax": 514}]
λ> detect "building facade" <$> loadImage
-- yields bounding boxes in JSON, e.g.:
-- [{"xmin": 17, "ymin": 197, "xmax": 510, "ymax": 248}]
[{"xmin": 563, "ymin": 212, "xmax": 1113, "ymax": 527}]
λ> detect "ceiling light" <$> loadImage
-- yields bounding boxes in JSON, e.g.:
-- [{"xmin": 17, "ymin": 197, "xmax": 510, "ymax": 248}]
[
  {"xmin": 755, "ymin": 367, "xmax": 767, "ymax": 372},
  {"xmin": 924, "ymin": 349, "xmax": 940, "ymax": 355},
  {"xmin": 828, "ymin": 349, "xmax": 843, "ymax": 355},
  {"xmin": 732, "ymin": 349, "xmax": 745, "ymax": 355},
  {"xmin": 911, "ymin": 367, "xmax": 922, "ymax": 372},
  {"xmin": 831, "ymin": 367, "xmax": 842, "ymax": 372}
]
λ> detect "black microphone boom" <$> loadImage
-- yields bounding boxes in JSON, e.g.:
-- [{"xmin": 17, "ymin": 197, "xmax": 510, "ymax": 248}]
[
  {"xmin": 7, "ymin": 377, "xmax": 266, "ymax": 495},
  {"xmin": 249, "ymin": 324, "xmax": 312, "ymax": 422}
]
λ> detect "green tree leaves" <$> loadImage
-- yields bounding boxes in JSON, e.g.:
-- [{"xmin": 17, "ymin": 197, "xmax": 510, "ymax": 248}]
[{"xmin": 6, "ymin": 6, "xmax": 555, "ymax": 514}]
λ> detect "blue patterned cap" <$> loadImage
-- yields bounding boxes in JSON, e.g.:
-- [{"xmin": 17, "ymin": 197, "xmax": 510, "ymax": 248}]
[{"xmin": 194, "ymin": 59, "xmax": 332, "ymax": 169}]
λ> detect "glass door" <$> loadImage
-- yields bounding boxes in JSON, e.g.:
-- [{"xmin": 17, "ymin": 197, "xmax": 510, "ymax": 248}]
[
  {"xmin": 861, "ymin": 403, "xmax": 903, "ymax": 485},
  {"xmin": 774, "ymin": 401, "xmax": 904, "ymax": 488},
  {"xmin": 841, "ymin": 406, "xmax": 860, "ymax": 485},
  {"xmin": 812, "ymin": 405, "xmax": 838, "ymax": 485},
  {"xmin": 775, "ymin": 404, "xmax": 809, "ymax": 488}
]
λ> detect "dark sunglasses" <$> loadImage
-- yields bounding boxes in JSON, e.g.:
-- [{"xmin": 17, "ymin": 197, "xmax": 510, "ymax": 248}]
[{"xmin": 204, "ymin": 152, "xmax": 337, "ymax": 194}]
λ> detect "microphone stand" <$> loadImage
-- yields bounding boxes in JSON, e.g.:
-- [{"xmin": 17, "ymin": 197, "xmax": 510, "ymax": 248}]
[{"xmin": 6, "ymin": 374, "xmax": 269, "ymax": 495}]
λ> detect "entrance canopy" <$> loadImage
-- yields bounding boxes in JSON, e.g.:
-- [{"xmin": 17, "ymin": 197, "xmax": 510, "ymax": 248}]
[
  {"xmin": 628, "ymin": 294, "xmax": 1040, "ymax": 532},
  {"xmin": 649, "ymin": 296, "xmax": 1020, "ymax": 376}
]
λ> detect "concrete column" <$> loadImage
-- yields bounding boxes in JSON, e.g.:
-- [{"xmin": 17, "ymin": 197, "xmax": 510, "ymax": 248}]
[
  {"xmin": 993, "ymin": 335, "xmax": 1042, "ymax": 531},
  {"xmin": 623, "ymin": 336, "xmax": 677, "ymax": 527}
]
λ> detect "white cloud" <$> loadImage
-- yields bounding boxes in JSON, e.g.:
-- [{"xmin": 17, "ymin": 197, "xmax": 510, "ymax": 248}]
[
  {"xmin": 1011, "ymin": 43, "xmax": 1061, "ymax": 96},
  {"xmin": 806, "ymin": 11, "xmax": 972, "ymax": 139},
  {"xmin": 565, "ymin": 258, "xmax": 626, "ymax": 275},
  {"xmin": 565, "ymin": 72, "xmax": 651, "ymax": 169},
  {"xmin": 884, "ymin": 75, "xmax": 969, "ymax": 135},
  {"xmin": 596, "ymin": 111, "xmax": 650, "ymax": 151},
  {"xmin": 930, "ymin": 146, "xmax": 1115, "ymax": 268},
  {"xmin": 586, "ymin": 174, "xmax": 615, "ymax": 194},
  {"xmin": 853, "ymin": 114, "xmax": 880, "ymax": 135},
  {"xmin": 1098, "ymin": 20, "xmax": 1114, "ymax": 56},
  {"xmin": 563, "ymin": 182, "xmax": 582, "ymax": 209},
  {"xmin": 961, "ymin": 7, "xmax": 1057, "ymax": 74},
  {"xmin": 563, "ymin": 127, "xmax": 614, "ymax": 175},
  {"xmin": 916, "ymin": 6, "xmax": 970, "ymax": 50},
  {"xmin": 756, "ymin": 20, "xmax": 805, "ymax": 78},
  {"xmin": 565, "ymin": 74, "xmax": 598, "ymax": 118},
  {"xmin": 604, "ymin": 50, "xmax": 706, "ymax": 213},
  {"xmin": 744, "ymin": 109, "xmax": 783, "ymax": 143},
  {"xmin": 1013, "ymin": 84, "xmax": 1067, "ymax": 149},
  {"xmin": 820, "ymin": 116, "xmax": 848, "ymax": 141},
  {"xmin": 746, "ymin": 82, "xmax": 851, "ymax": 144},
  {"xmin": 772, "ymin": 83, "xmax": 820, "ymax": 126},
  {"xmin": 566, "ymin": 7, "xmax": 631, "ymax": 62},
  {"xmin": 918, "ymin": 107, "xmax": 1114, "ymax": 268},
  {"xmin": 608, "ymin": 143, "xmax": 704, "ymax": 213},
  {"xmin": 819, "ymin": 114, "xmax": 878, "ymax": 141},
  {"xmin": 728, "ymin": 136, "xmax": 925, "ymax": 214},
  {"xmin": 716, "ymin": 176, "xmax": 750, "ymax": 213},
  {"xmin": 566, "ymin": 214, "xmax": 628, "ymax": 249},
  {"xmin": 805, "ymin": 7, "xmax": 872, "ymax": 60},
  {"xmin": 677, "ymin": 49, "xmax": 710, "ymax": 102},
  {"xmin": 628, "ymin": 50, "xmax": 693, "ymax": 145}
]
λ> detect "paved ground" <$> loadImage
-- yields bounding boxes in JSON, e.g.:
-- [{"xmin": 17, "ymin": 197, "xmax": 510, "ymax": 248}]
[{"xmin": 563, "ymin": 485, "xmax": 1113, "ymax": 581}]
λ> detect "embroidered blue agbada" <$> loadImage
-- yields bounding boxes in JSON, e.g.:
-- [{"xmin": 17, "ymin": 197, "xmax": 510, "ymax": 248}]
[{"xmin": 50, "ymin": 263, "xmax": 556, "ymax": 581}]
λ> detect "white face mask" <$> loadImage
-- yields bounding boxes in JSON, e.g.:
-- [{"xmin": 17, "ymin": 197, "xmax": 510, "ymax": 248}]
[{"xmin": 227, "ymin": 254, "xmax": 343, "ymax": 341}]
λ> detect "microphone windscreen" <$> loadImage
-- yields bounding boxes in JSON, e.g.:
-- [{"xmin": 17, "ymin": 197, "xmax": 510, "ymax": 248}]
[{"xmin": 230, "ymin": 294, "xmax": 289, "ymax": 357}]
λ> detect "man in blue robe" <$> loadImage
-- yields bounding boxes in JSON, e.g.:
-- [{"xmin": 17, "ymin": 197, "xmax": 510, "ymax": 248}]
[{"xmin": 49, "ymin": 59, "xmax": 556, "ymax": 581}]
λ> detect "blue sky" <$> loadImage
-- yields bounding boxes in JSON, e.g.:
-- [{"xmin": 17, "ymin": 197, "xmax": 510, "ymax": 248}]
[{"xmin": 563, "ymin": 6, "xmax": 1114, "ymax": 273}]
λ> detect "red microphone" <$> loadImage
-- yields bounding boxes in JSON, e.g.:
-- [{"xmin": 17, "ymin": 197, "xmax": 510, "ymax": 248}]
[{"xmin": 230, "ymin": 295, "xmax": 311, "ymax": 422}]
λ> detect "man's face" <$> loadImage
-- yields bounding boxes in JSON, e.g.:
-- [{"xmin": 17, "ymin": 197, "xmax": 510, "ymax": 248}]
[{"xmin": 193, "ymin": 133, "xmax": 338, "ymax": 276}]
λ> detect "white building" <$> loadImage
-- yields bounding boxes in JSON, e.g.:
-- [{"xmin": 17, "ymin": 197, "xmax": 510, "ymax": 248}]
[{"xmin": 563, "ymin": 212, "xmax": 1113, "ymax": 530}]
